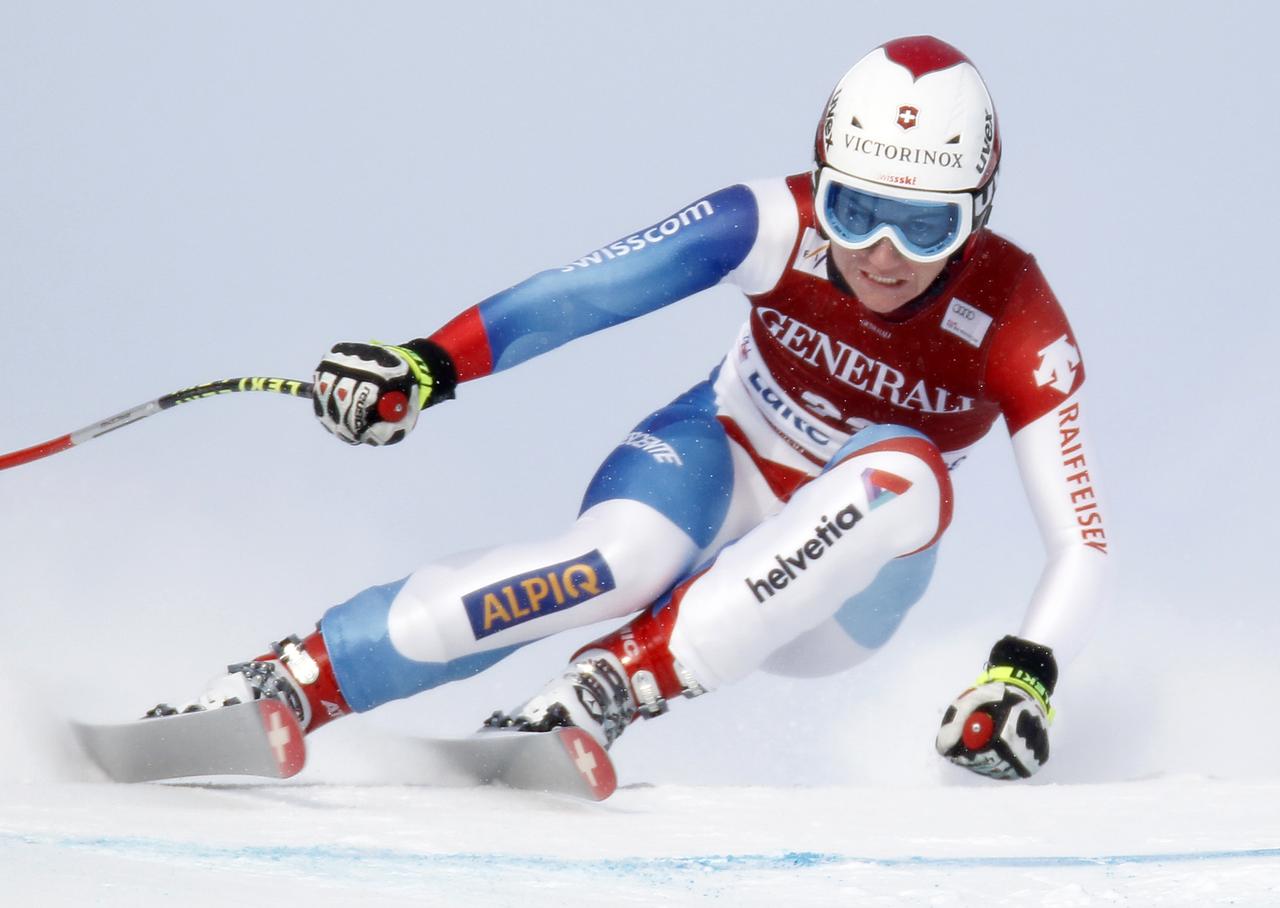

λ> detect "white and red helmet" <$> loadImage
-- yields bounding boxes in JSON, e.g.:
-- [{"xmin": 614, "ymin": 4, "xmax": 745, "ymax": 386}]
[{"xmin": 814, "ymin": 36, "xmax": 1000, "ymax": 262}]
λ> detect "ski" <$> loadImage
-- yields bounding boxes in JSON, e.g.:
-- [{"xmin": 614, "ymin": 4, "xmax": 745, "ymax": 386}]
[
  {"xmin": 407, "ymin": 727, "xmax": 617, "ymax": 801},
  {"xmin": 74, "ymin": 703, "xmax": 616, "ymax": 800},
  {"xmin": 73, "ymin": 699, "xmax": 306, "ymax": 783}
]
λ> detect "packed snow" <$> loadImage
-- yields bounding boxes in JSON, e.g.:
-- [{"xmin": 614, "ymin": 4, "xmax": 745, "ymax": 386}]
[{"xmin": 6, "ymin": 771, "xmax": 1280, "ymax": 905}]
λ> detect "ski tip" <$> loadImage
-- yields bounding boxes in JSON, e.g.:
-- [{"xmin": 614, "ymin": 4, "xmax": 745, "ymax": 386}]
[
  {"xmin": 256, "ymin": 699, "xmax": 307, "ymax": 778},
  {"xmin": 556, "ymin": 727, "xmax": 618, "ymax": 801}
]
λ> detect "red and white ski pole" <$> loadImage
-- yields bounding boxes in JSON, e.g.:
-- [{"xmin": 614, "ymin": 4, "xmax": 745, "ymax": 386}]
[{"xmin": 0, "ymin": 376, "xmax": 313, "ymax": 472}]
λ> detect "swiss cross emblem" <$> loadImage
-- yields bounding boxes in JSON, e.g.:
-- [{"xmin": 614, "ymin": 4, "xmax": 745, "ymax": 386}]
[
  {"xmin": 267, "ymin": 710, "xmax": 293, "ymax": 766},
  {"xmin": 897, "ymin": 105, "xmax": 919, "ymax": 130},
  {"xmin": 257, "ymin": 700, "xmax": 306, "ymax": 777},
  {"xmin": 572, "ymin": 738, "xmax": 598, "ymax": 786},
  {"xmin": 559, "ymin": 727, "xmax": 617, "ymax": 799}
]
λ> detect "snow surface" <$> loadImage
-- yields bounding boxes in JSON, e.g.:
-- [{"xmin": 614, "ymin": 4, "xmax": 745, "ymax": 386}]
[
  {"xmin": 8, "ymin": 674, "xmax": 1280, "ymax": 905},
  {"xmin": 6, "ymin": 772, "xmax": 1280, "ymax": 905}
]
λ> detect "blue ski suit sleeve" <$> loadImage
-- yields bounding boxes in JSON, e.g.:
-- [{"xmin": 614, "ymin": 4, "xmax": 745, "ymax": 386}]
[{"xmin": 475, "ymin": 184, "xmax": 760, "ymax": 372}]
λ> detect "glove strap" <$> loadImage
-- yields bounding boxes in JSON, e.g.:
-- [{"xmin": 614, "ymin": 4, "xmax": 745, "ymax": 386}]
[
  {"xmin": 973, "ymin": 665, "xmax": 1056, "ymax": 721},
  {"xmin": 375, "ymin": 340, "xmax": 459, "ymax": 410},
  {"xmin": 976, "ymin": 634, "xmax": 1059, "ymax": 721}
]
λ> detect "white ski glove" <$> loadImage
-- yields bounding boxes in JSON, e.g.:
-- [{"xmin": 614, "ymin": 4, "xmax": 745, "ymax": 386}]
[
  {"xmin": 312, "ymin": 340, "xmax": 456, "ymax": 445},
  {"xmin": 935, "ymin": 635, "xmax": 1056, "ymax": 780}
]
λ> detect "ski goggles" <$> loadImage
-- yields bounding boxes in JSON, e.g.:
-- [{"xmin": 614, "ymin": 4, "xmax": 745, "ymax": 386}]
[{"xmin": 815, "ymin": 168, "xmax": 974, "ymax": 264}]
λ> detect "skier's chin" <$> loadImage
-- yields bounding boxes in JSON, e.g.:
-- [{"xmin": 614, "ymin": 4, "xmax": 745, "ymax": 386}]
[
  {"xmin": 851, "ymin": 274, "xmax": 916, "ymax": 313},
  {"xmin": 830, "ymin": 244, "xmax": 943, "ymax": 315},
  {"xmin": 846, "ymin": 269, "xmax": 927, "ymax": 315}
]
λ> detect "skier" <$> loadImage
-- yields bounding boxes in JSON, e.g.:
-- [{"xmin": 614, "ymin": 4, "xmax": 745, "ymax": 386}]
[{"xmin": 156, "ymin": 35, "xmax": 1108, "ymax": 781}]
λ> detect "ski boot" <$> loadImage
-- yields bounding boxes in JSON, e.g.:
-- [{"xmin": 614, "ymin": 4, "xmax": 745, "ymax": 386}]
[
  {"xmin": 485, "ymin": 649, "xmax": 638, "ymax": 748},
  {"xmin": 485, "ymin": 606, "xmax": 708, "ymax": 749},
  {"xmin": 144, "ymin": 633, "xmax": 350, "ymax": 733}
]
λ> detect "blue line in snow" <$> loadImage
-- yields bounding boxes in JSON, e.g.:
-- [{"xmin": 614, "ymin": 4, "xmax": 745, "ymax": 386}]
[{"xmin": 4, "ymin": 831, "xmax": 1280, "ymax": 873}]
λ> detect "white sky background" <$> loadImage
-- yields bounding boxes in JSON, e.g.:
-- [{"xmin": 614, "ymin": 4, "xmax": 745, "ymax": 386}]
[{"xmin": 1, "ymin": 2, "xmax": 1276, "ymax": 787}]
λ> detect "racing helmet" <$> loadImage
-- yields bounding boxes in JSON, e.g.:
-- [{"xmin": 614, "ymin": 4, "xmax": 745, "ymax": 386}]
[{"xmin": 814, "ymin": 36, "xmax": 1000, "ymax": 263}]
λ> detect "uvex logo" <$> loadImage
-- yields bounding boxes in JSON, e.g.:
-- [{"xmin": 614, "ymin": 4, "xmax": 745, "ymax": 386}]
[
  {"xmin": 822, "ymin": 88, "xmax": 842, "ymax": 152},
  {"xmin": 975, "ymin": 110, "xmax": 995, "ymax": 176},
  {"xmin": 463, "ymin": 551, "xmax": 616, "ymax": 639},
  {"xmin": 745, "ymin": 504, "xmax": 862, "ymax": 603}
]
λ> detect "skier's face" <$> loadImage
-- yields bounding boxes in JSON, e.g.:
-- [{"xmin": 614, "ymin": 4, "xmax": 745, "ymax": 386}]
[{"xmin": 829, "ymin": 238, "xmax": 948, "ymax": 315}]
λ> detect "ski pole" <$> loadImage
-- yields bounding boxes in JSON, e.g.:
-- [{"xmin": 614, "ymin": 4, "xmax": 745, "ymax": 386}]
[{"xmin": 0, "ymin": 376, "xmax": 313, "ymax": 472}]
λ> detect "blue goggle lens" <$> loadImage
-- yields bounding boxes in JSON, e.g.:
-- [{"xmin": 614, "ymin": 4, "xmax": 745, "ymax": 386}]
[{"xmin": 822, "ymin": 182, "xmax": 963, "ymax": 258}]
